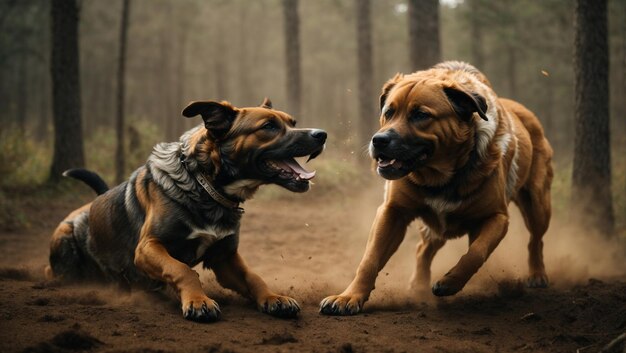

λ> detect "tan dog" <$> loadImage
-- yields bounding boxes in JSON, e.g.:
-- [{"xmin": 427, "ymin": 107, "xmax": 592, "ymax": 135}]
[{"xmin": 320, "ymin": 61, "xmax": 553, "ymax": 315}]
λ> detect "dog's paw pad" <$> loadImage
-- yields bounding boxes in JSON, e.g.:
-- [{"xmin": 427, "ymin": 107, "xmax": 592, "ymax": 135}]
[
  {"xmin": 259, "ymin": 295, "xmax": 300, "ymax": 318},
  {"xmin": 182, "ymin": 297, "xmax": 221, "ymax": 323},
  {"xmin": 319, "ymin": 295, "xmax": 363, "ymax": 316},
  {"xmin": 526, "ymin": 274, "xmax": 549, "ymax": 288}
]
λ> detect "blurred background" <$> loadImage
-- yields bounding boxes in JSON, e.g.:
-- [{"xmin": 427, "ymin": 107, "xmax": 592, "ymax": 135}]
[{"xmin": 0, "ymin": 0, "xmax": 624, "ymax": 237}]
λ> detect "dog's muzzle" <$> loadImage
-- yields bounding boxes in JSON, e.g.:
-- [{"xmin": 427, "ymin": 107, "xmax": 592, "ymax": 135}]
[{"xmin": 370, "ymin": 129, "xmax": 432, "ymax": 180}]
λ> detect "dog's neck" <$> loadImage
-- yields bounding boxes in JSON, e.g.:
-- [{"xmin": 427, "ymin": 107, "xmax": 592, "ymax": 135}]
[
  {"xmin": 180, "ymin": 127, "xmax": 263, "ymax": 204},
  {"xmin": 407, "ymin": 126, "xmax": 499, "ymax": 201}
]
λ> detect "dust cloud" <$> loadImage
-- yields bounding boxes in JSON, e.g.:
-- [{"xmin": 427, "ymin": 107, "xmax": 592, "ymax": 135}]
[{"xmin": 238, "ymin": 182, "xmax": 626, "ymax": 310}]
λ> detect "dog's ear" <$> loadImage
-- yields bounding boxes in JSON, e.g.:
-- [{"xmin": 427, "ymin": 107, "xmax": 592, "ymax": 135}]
[
  {"xmin": 182, "ymin": 101, "xmax": 239, "ymax": 138},
  {"xmin": 443, "ymin": 87, "xmax": 489, "ymax": 121},
  {"xmin": 260, "ymin": 97, "xmax": 273, "ymax": 109},
  {"xmin": 379, "ymin": 73, "xmax": 403, "ymax": 111}
]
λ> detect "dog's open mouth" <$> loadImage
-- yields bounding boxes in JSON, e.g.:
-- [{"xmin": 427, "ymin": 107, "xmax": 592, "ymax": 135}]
[
  {"xmin": 376, "ymin": 152, "xmax": 428, "ymax": 170},
  {"xmin": 266, "ymin": 157, "xmax": 316, "ymax": 181}
]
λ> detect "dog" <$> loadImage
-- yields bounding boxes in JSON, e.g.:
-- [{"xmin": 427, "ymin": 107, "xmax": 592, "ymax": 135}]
[
  {"xmin": 320, "ymin": 61, "xmax": 553, "ymax": 315},
  {"xmin": 46, "ymin": 98, "xmax": 327, "ymax": 322}
]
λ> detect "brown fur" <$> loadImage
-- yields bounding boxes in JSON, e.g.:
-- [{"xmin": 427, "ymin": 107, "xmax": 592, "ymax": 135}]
[{"xmin": 321, "ymin": 62, "xmax": 553, "ymax": 315}]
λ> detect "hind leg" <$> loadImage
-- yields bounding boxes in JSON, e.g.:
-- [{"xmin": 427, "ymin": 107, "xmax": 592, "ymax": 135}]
[
  {"xmin": 515, "ymin": 161, "xmax": 552, "ymax": 288},
  {"xmin": 409, "ymin": 226, "xmax": 446, "ymax": 293},
  {"xmin": 48, "ymin": 210, "xmax": 105, "ymax": 282},
  {"xmin": 48, "ymin": 221, "xmax": 82, "ymax": 281}
]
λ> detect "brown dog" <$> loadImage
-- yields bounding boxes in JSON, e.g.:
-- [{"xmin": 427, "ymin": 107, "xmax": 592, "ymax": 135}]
[
  {"xmin": 46, "ymin": 98, "xmax": 326, "ymax": 322},
  {"xmin": 320, "ymin": 61, "xmax": 553, "ymax": 315}
]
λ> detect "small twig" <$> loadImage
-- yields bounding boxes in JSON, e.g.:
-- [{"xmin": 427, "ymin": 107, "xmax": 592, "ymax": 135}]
[
  {"xmin": 601, "ymin": 332, "xmax": 626, "ymax": 353},
  {"xmin": 576, "ymin": 343, "xmax": 596, "ymax": 353}
]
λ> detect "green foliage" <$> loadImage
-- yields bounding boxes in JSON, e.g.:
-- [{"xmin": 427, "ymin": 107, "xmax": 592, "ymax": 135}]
[
  {"xmin": 0, "ymin": 127, "xmax": 51, "ymax": 187},
  {"xmin": 85, "ymin": 119, "xmax": 162, "ymax": 185}
]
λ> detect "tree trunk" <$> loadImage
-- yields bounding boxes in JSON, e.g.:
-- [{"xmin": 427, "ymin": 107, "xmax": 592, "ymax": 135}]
[
  {"xmin": 282, "ymin": 0, "xmax": 302, "ymax": 119},
  {"xmin": 571, "ymin": 0, "xmax": 614, "ymax": 237},
  {"xmin": 355, "ymin": 0, "xmax": 375, "ymax": 149},
  {"xmin": 408, "ymin": 0, "xmax": 441, "ymax": 71},
  {"xmin": 115, "ymin": 0, "xmax": 130, "ymax": 184},
  {"xmin": 49, "ymin": 0, "xmax": 84, "ymax": 181}
]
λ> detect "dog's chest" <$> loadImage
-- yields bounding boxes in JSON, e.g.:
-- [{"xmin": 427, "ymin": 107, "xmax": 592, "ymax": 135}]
[
  {"xmin": 422, "ymin": 196, "xmax": 464, "ymax": 237},
  {"xmin": 186, "ymin": 224, "xmax": 237, "ymax": 260}
]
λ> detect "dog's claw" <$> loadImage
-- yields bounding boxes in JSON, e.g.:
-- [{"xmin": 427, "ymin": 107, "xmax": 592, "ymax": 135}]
[
  {"xmin": 432, "ymin": 280, "xmax": 461, "ymax": 297},
  {"xmin": 526, "ymin": 274, "xmax": 549, "ymax": 288},
  {"xmin": 258, "ymin": 295, "xmax": 300, "ymax": 319},
  {"xmin": 182, "ymin": 297, "xmax": 221, "ymax": 323},
  {"xmin": 319, "ymin": 294, "xmax": 363, "ymax": 316}
]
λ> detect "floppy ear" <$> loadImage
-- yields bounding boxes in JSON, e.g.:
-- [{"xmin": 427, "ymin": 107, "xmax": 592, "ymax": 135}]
[
  {"xmin": 182, "ymin": 100, "xmax": 238, "ymax": 138},
  {"xmin": 443, "ymin": 87, "xmax": 489, "ymax": 121},
  {"xmin": 379, "ymin": 73, "xmax": 403, "ymax": 111},
  {"xmin": 260, "ymin": 97, "xmax": 273, "ymax": 109}
]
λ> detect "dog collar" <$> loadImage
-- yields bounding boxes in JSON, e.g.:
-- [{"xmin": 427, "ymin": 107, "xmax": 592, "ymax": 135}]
[{"xmin": 193, "ymin": 172, "xmax": 244, "ymax": 215}]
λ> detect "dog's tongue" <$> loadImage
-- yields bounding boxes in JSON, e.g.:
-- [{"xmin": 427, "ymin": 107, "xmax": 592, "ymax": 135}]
[
  {"xmin": 276, "ymin": 158, "xmax": 316, "ymax": 180},
  {"xmin": 378, "ymin": 158, "xmax": 403, "ymax": 169}
]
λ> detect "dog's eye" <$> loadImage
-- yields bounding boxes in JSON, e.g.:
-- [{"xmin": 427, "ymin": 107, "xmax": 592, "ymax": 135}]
[
  {"xmin": 410, "ymin": 110, "xmax": 431, "ymax": 122},
  {"xmin": 262, "ymin": 121, "xmax": 278, "ymax": 130},
  {"xmin": 384, "ymin": 107, "xmax": 395, "ymax": 119}
]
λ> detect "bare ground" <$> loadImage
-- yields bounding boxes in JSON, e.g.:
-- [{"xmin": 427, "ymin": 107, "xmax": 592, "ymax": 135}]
[{"xmin": 0, "ymin": 183, "xmax": 625, "ymax": 353}]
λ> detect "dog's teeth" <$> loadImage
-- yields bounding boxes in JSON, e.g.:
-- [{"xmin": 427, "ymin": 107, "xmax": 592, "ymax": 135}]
[{"xmin": 390, "ymin": 159, "xmax": 396, "ymax": 164}]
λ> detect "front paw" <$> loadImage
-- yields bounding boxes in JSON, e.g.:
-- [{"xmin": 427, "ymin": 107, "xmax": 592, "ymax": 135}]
[
  {"xmin": 319, "ymin": 294, "xmax": 365, "ymax": 316},
  {"xmin": 432, "ymin": 276, "xmax": 464, "ymax": 297},
  {"xmin": 182, "ymin": 294, "xmax": 221, "ymax": 322},
  {"xmin": 258, "ymin": 294, "xmax": 300, "ymax": 318},
  {"xmin": 527, "ymin": 272, "xmax": 549, "ymax": 288}
]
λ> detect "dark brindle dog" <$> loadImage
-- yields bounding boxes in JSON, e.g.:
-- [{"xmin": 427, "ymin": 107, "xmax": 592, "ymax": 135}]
[{"xmin": 46, "ymin": 98, "xmax": 326, "ymax": 322}]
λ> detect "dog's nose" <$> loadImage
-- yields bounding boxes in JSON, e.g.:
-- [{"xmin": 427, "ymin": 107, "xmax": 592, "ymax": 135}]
[
  {"xmin": 310, "ymin": 129, "xmax": 327, "ymax": 142},
  {"xmin": 372, "ymin": 133, "xmax": 391, "ymax": 148}
]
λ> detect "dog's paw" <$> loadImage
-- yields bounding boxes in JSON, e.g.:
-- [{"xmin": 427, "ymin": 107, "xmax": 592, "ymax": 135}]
[
  {"xmin": 319, "ymin": 294, "xmax": 364, "ymax": 316},
  {"xmin": 258, "ymin": 294, "xmax": 300, "ymax": 318},
  {"xmin": 182, "ymin": 295, "xmax": 221, "ymax": 323},
  {"xmin": 432, "ymin": 278, "xmax": 463, "ymax": 297},
  {"xmin": 526, "ymin": 273, "xmax": 549, "ymax": 288}
]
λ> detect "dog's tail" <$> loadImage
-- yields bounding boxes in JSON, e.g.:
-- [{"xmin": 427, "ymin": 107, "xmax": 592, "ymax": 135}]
[{"xmin": 63, "ymin": 168, "xmax": 109, "ymax": 195}]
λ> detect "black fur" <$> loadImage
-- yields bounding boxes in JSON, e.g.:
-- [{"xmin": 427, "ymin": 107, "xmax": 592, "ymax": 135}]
[{"xmin": 63, "ymin": 168, "xmax": 109, "ymax": 195}]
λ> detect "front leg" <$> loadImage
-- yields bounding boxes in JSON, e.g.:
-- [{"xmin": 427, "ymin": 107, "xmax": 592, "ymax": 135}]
[
  {"xmin": 134, "ymin": 237, "xmax": 221, "ymax": 322},
  {"xmin": 432, "ymin": 213, "xmax": 509, "ymax": 296},
  {"xmin": 212, "ymin": 252, "xmax": 300, "ymax": 318},
  {"xmin": 320, "ymin": 204, "xmax": 413, "ymax": 315}
]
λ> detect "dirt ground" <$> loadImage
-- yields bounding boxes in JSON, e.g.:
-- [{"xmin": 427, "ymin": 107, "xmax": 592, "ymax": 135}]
[{"xmin": 1, "ymin": 182, "xmax": 625, "ymax": 353}]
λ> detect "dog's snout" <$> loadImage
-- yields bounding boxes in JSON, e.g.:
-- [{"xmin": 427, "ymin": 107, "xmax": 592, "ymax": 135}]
[
  {"xmin": 310, "ymin": 129, "xmax": 327, "ymax": 142},
  {"xmin": 372, "ymin": 133, "xmax": 391, "ymax": 148}
]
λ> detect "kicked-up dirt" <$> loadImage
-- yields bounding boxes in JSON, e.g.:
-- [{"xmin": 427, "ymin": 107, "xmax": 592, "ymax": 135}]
[{"xmin": 0, "ymin": 182, "xmax": 625, "ymax": 353}]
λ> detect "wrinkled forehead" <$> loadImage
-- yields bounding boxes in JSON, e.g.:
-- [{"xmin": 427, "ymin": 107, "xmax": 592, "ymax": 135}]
[{"xmin": 386, "ymin": 76, "xmax": 450, "ymax": 112}]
